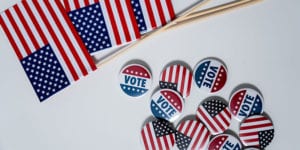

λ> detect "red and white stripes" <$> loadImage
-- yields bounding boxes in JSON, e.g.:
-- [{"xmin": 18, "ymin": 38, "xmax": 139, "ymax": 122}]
[
  {"xmin": 177, "ymin": 120, "xmax": 211, "ymax": 150},
  {"xmin": 141, "ymin": 122, "xmax": 175, "ymax": 150},
  {"xmin": 0, "ymin": 0, "xmax": 96, "ymax": 82}
]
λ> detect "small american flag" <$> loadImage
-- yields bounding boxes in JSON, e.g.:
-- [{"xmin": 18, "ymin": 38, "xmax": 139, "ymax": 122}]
[
  {"xmin": 130, "ymin": 0, "xmax": 175, "ymax": 34},
  {"xmin": 196, "ymin": 97, "xmax": 232, "ymax": 135},
  {"xmin": 159, "ymin": 64, "xmax": 193, "ymax": 99},
  {"xmin": 141, "ymin": 119, "xmax": 175, "ymax": 150},
  {"xmin": 239, "ymin": 115, "xmax": 274, "ymax": 149},
  {"xmin": 0, "ymin": 0, "xmax": 96, "ymax": 102},
  {"xmin": 176, "ymin": 120, "xmax": 211, "ymax": 150},
  {"xmin": 61, "ymin": 0, "xmax": 141, "ymax": 54}
]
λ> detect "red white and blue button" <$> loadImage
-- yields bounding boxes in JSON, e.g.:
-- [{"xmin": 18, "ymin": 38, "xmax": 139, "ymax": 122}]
[
  {"xmin": 175, "ymin": 120, "xmax": 211, "ymax": 150},
  {"xmin": 196, "ymin": 96, "xmax": 232, "ymax": 135},
  {"xmin": 229, "ymin": 88, "xmax": 264, "ymax": 121},
  {"xmin": 119, "ymin": 64, "xmax": 152, "ymax": 97},
  {"xmin": 208, "ymin": 134, "xmax": 242, "ymax": 150},
  {"xmin": 159, "ymin": 64, "xmax": 193, "ymax": 99},
  {"xmin": 193, "ymin": 58, "xmax": 227, "ymax": 93},
  {"xmin": 239, "ymin": 115, "xmax": 274, "ymax": 149},
  {"xmin": 151, "ymin": 89, "xmax": 184, "ymax": 122}
]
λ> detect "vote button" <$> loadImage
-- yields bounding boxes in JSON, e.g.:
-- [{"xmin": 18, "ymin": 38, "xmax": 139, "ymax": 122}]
[
  {"xmin": 194, "ymin": 58, "xmax": 227, "ymax": 93},
  {"xmin": 208, "ymin": 134, "xmax": 242, "ymax": 150},
  {"xmin": 229, "ymin": 87, "xmax": 264, "ymax": 122},
  {"xmin": 119, "ymin": 64, "xmax": 152, "ymax": 97},
  {"xmin": 150, "ymin": 89, "xmax": 184, "ymax": 122}
]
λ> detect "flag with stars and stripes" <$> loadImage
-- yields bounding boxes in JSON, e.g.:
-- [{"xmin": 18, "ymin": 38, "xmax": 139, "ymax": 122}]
[
  {"xmin": 130, "ymin": 0, "xmax": 176, "ymax": 34},
  {"xmin": 196, "ymin": 97, "xmax": 232, "ymax": 135},
  {"xmin": 175, "ymin": 120, "xmax": 211, "ymax": 150},
  {"xmin": 61, "ymin": 0, "xmax": 141, "ymax": 54},
  {"xmin": 239, "ymin": 115, "xmax": 275, "ymax": 149},
  {"xmin": 0, "ymin": 0, "xmax": 96, "ymax": 102},
  {"xmin": 159, "ymin": 64, "xmax": 193, "ymax": 99},
  {"xmin": 141, "ymin": 119, "xmax": 176, "ymax": 150}
]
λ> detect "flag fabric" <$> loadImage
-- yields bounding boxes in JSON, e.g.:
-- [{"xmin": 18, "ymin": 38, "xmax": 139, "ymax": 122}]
[
  {"xmin": 239, "ymin": 115, "xmax": 275, "ymax": 149},
  {"xmin": 159, "ymin": 64, "xmax": 193, "ymax": 99},
  {"xmin": 196, "ymin": 97, "xmax": 232, "ymax": 135},
  {"xmin": 175, "ymin": 120, "xmax": 211, "ymax": 150},
  {"xmin": 141, "ymin": 119, "xmax": 176, "ymax": 150},
  {"xmin": 0, "ymin": 0, "xmax": 97, "ymax": 102},
  {"xmin": 130, "ymin": 0, "xmax": 176, "ymax": 34},
  {"xmin": 61, "ymin": 0, "xmax": 141, "ymax": 54}
]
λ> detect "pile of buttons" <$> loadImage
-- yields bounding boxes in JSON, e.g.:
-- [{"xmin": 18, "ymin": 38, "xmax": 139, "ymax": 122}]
[{"xmin": 119, "ymin": 58, "xmax": 275, "ymax": 150}]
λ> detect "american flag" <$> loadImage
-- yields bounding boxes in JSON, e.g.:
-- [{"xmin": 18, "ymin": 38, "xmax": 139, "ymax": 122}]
[
  {"xmin": 196, "ymin": 97, "xmax": 232, "ymax": 135},
  {"xmin": 0, "ymin": 0, "xmax": 96, "ymax": 102},
  {"xmin": 130, "ymin": 0, "xmax": 175, "ymax": 34},
  {"xmin": 159, "ymin": 64, "xmax": 192, "ymax": 99},
  {"xmin": 61, "ymin": 0, "xmax": 141, "ymax": 54},
  {"xmin": 175, "ymin": 120, "xmax": 211, "ymax": 150},
  {"xmin": 141, "ymin": 119, "xmax": 175, "ymax": 150},
  {"xmin": 239, "ymin": 115, "xmax": 274, "ymax": 149}
]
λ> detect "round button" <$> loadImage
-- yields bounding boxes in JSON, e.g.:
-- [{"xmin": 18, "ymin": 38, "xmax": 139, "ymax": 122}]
[
  {"xmin": 150, "ymin": 89, "xmax": 184, "ymax": 122},
  {"xmin": 239, "ymin": 115, "xmax": 274, "ymax": 149},
  {"xmin": 196, "ymin": 96, "xmax": 232, "ymax": 135},
  {"xmin": 194, "ymin": 58, "xmax": 227, "ymax": 93},
  {"xmin": 159, "ymin": 64, "xmax": 193, "ymax": 99},
  {"xmin": 229, "ymin": 87, "xmax": 264, "ymax": 121},
  {"xmin": 208, "ymin": 134, "xmax": 242, "ymax": 150},
  {"xmin": 141, "ymin": 119, "xmax": 176, "ymax": 150},
  {"xmin": 119, "ymin": 64, "xmax": 152, "ymax": 97},
  {"xmin": 175, "ymin": 120, "xmax": 211, "ymax": 150}
]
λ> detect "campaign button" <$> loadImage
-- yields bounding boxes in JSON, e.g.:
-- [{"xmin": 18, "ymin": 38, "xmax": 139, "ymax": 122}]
[
  {"xmin": 208, "ymin": 134, "xmax": 242, "ymax": 150},
  {"xmin": 119, "ymin": 64, "xmax": 152, "ymax": 97},
  {"xmin": 196, "ymin": 96, "xmax": 232, "ymax": 135},
  {"xmin": 239, "ymin": 115, "xmax": 274, "ymax": 149},
  {"xmin": 159, "ymin": 64, "xmax": 193, "ymax": 99},
  {"xmin": 175, "ymin": 120, "xmax": 211, "ymax": 150},
  {"xmin": 194, "ymin": 58, "xmax": 227, "ymax": 93},
  {"xmin": 150, "ymin": 89, "xmax": 184, "ymax": 122},
  {"xmin": 229, "ymin": 87, "xmax": 264, "ymax": 121},
  {"xmin": 141, "ymin": 119, "xmax": 176, "ymax": 150}
]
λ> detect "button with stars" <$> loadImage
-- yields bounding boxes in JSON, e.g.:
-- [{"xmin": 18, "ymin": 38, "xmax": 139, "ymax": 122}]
[
  {"xmin": 196, "ymin": 96, "xmax": 232, "ymax": 135},
  {"xmin": 229, "ymin": 87, "xmax": 264, "ymax": 122},
  {"xmin": 119, "ymin": 64, "xmax": 152, "ymax": 97},
  {"xmin": 193, "ymin": 58, "xmax": 227, "ymax": 93},
  {"xmin": 159, "ymin": 64, "xmax": 193, "ymax": 99},
  {"xmin": 150, "ymin": 89, "xmax": 184, "ymax": 122},
  {"xmin": 175, "ymin": 120, "xmax": 211, "ymax": 150},
  {"xmin": 141, "ymin": 119, "xmax": 176, "ymax": 150},
  {"xmin": 239, "ymin": 115, "xmax": 274, "ymax": 149},
  {"xmin": 208, "ymin": 133, "xmax": 242, "ymax": 150}
]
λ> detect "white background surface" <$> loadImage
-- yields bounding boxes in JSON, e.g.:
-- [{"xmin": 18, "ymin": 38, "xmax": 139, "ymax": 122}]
[{"xmin": 0, "ymin": 0, "xmax": 299, "ymax": 149}]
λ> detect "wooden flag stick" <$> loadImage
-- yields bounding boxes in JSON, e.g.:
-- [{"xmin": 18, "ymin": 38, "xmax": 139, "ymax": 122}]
[
  {"xmin": 95, "ymin": 0, "xmax": 261, "ymax": 68},
  {"xmin": 169, "ymin": 0, "xmax": 262, "ymax": 30}
]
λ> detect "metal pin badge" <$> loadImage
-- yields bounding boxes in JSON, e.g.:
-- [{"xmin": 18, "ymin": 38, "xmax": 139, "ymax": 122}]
[
  {"xmin": 239, "ymin": 115, "xmax": 274, "ymax": 149},
  {"xmin": 196, "ymin": 96, "xmax": 232, "ymax": 135},
  {"xmin": 159, "ymin": 64, "xmax": 193, "ymax": 99},
  {"xmin": 175, "ymin": 120, "xmax": 211, "ymax": 150},
  {"xmin": 119, "ymin": 64, "xmax": 152, "ymax": 97},
  {"xmin": 194, "ymin": 58, "xmax": 227, "ymax": 93},
  {"xmin": 150, "ymin": 89, "xmax": 184, "ymax": 122},
  {"xmin": 229, "ymin": 87, "xmax": 264, "ymax": 121},
  {"xmin": 141, "ymin": 119, "xmax": 176, "ymax": 150},
  {"xmin": 208, "ymin": 134, "xmax": 242, "ymax": 150}
]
